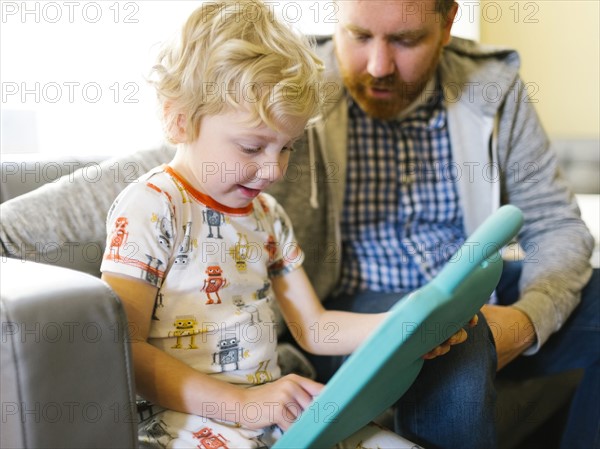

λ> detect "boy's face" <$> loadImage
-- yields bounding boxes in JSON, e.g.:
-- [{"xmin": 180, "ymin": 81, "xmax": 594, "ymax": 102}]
[{"xmin": 171, "ymin": 108, "xmax": 305, "ymax": 209}]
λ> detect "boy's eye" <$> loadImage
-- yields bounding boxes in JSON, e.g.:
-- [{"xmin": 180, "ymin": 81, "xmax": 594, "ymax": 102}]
[
  {"xmin": 282, "ymin": 146, "xmax": 295, "ymax": 153},
  {"xmin": 241, "ymin": 147, "xmax": 261, "ymax": 154}
]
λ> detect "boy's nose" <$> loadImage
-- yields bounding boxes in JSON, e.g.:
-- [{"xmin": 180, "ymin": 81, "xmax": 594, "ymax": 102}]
[
  {"xmin": 257, "ymin": 161, "xmax": 284, "ymax": 183},
  {"xmin": 367, "ymin": 41, "xmax": 395, "ymax": 79}
]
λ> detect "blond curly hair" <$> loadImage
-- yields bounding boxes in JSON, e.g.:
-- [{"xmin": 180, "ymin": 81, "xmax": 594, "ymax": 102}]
[{"xmin": 151, "ymin": 0, "xmax": 324, "ymax": 143}]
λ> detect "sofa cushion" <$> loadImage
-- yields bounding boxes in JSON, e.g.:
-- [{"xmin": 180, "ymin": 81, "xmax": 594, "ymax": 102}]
[{"xmin": 0, "ymin": 146, "xmax": 174, "ymax": 276}]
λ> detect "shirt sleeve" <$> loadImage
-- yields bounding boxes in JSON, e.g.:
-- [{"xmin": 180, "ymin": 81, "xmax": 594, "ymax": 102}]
[
  {"xmin": 498, "ymin": 77, "xmax": 594, "ymax": 353},
  {"xmin": 100, "ymin": 178, "xmax": 176, "ymax": 288}
]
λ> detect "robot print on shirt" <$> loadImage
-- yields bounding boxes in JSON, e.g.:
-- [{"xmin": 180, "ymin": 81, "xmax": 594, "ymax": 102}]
[
  {"xmin": 192, "ymin": 427, "xmax": 229, "ymax": 449},
  {"xmin": 139, "ymin": 418, "xmax": 175, "ymax": 449},
  {"xmin": 232, "ymin": 295, "xmax": 262, "ymax": 325},
  {"xmin": 253, "ymin": 281, "xmax": 271, "ymax": 301},
  {"xmin": 108, "ymin": 216, "xmax": 129, "ymax": 260},
  {"xmin": 202, "ymin": 208, "xmax": 226, "ymax": 239},
  {"xmin": 174, "ymin": 222, "xmax": 196, "ymax": 267},
  {"xmin": 142, "ymin": 254, "xmax": 165, "ymax": 285},
  {"xmin": 151, "ymin": 292, "xmax": 165, "ymax": 321},
  {"xmin": 212, "ymin": 334, "xmax": 247, "ymax": 372},
  {"xmin": 246, "ymin": 359, "xmax": 273, "ymax": 385},
  {"xmin": 105, "ymin": 215, "xmax": 166, "ymax": 284},
  {"xmin": 171, "ymin": 178, "xmax": 188, "ymax": 204},
  {"xmin": 264, "ymin": 235, "xmax": 277, "ymax": 263},
  {"xmin": 201, "ymin": 265, "xmax": 229, "ymax": 305},
  {"xmin": 257, "ymin": 195, "xmax": 270, "ymax": 214},
  {"xmin": 169, "ymin": 315, "xmax": 199, "ymax": 349},
  {"xmin": 151, "ymin": 213, "xmax": 173, "ymax": 250},
  {"xmin": 227, "ymin": 233, "xmax": 254, "ymax": 273}
]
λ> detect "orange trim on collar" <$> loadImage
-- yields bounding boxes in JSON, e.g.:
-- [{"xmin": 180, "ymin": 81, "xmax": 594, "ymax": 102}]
[{"xmin": 164, "ymin": 165, "xmax": 254, "ymax": 215}]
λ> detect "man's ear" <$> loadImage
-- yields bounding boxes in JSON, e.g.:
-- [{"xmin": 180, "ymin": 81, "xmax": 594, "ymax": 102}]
[{"xmin": 442, "ymin": 2, "xmax": 459, "ymax": 46}]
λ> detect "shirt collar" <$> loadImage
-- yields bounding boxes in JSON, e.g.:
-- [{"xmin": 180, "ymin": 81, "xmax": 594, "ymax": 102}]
[{"xmin": 394, "ymin": 75, "xmax": 439, "ymax": 122}]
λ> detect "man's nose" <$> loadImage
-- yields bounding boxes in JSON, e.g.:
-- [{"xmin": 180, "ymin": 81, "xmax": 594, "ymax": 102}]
[{"xmin": 367, "ymin": 41, "xmax": 395, "ymax": 79}]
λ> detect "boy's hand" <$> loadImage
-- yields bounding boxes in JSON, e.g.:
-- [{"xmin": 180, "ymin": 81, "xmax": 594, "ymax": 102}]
[
  {"xmin": 422, "ymin": 314, "xmax": 478, "ymax": 360},
  {"xmin": 237, "ymin": 374, "xmax": 324, "ymax": 431}
]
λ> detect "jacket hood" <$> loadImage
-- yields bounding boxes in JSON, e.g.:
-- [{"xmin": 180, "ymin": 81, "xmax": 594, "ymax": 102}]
[{"xmin": 440, "ymin": 36, "xmax": 521, "ymax": 117}]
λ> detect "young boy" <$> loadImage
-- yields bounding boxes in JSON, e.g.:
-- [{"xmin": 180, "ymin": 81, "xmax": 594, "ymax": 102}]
[{"xmin": 101, "ymin": 1, "xmax": 468, "ymax": 447}]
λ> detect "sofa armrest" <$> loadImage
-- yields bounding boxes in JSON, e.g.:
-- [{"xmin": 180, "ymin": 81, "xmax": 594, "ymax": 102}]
[{"xmin": 1, "ymin": 258, "xmax": 138, "ymax": 449}]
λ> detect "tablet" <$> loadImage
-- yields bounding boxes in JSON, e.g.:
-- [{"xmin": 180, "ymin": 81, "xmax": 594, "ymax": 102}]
[{"xmin": 273, "ymin": 205, "xmax": 524, "ymax": 448}]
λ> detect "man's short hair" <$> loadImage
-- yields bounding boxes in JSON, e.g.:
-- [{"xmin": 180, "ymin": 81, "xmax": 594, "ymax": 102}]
[{"xmin": 437, "ymin": 0, "xmax": 456, "ymax": 17}]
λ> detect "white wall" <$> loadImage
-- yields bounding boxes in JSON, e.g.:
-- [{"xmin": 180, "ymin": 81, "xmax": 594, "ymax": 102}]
[
  {"xmin": 1, "ymin": 1, "xmax": 479, "ymax": 156},
  {"xmin": 480, "ymin": 0, "xmax": 599, "ymax": 140}
]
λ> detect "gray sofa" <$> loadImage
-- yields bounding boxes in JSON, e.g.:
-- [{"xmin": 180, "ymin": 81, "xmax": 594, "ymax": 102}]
[
  {"xmin": 0, "ymin": 148, "xmax": 170, "ymax": 449},
  {"xmin": 0, "ymin": 146, "xmax": 583, "ymax": 448},
  {"xmin": 1, "ymin": 258, "xmax": 138, "ymax": 449}
]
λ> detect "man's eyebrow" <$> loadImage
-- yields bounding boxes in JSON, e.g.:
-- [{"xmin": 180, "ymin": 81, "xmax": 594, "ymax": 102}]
[
  {"xmin": 387, "ymin": 29, "xmax": 427, "ymax": 40},
  {"xmin": 345, "ymin": 23, "xmax": 372, "ymax": 35},
  {"xmin": 345, "ymin": 23, "xmax": 426, "ymax": 41}
]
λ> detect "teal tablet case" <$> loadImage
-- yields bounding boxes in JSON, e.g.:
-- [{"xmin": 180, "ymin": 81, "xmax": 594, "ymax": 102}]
[{"xmin": 273, "ymin": 205, "xmax": 524, "ymax": 449}]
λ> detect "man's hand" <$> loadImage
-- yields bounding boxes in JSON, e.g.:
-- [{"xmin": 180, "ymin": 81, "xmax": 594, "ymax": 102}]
[
  {"xmin": 481, "ymin": 304, "xmax": 536, "ymax": 371},
  {"xmin": 422, "ymin": 315, "xmax": 479, "ymax": 360}
]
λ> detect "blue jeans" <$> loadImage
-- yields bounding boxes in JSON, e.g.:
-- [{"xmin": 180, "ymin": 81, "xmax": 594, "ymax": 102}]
[
  {"xmin": 495, "ymin": 262, "xmax": 600, "ymax": 449},
  {"xmin": 308, "ymin": 263, "xmax": 599, "ymax": 449},
  {"xmin": 316, "ymin": 293, "xmax": 498, "ymax": 449}
]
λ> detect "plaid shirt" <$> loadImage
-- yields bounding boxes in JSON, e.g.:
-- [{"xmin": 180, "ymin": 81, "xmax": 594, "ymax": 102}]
[{"xmin": 337, "ymin": 87, "xmax": 465, "ymax": 295}]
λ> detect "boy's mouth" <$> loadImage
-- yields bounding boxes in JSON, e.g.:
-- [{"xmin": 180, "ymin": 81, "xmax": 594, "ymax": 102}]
[{"xmin": 237, "ymin": 184, "xmax": 262, "ymax": 199}]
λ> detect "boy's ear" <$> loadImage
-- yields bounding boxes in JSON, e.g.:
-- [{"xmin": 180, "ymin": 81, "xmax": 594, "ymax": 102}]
[
  {"xmin": 164, "ymin": 102, "xmax": 187, "ymax": 144},
  {"xmin": 173, "ymin": 113, "xmax": 188, "ymax": 143}
]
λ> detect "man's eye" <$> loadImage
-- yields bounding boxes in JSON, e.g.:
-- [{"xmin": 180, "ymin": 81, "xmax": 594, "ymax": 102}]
[
  {"xmin": 348, "ymin": 29, "xmax": 370, "ymax": 42},
  {"xmin": 393, "ymin": 37, "xmax": 422, "ymax": 47},
  {"xmin": 400, "ymin": 40, "xmax": 417, "ymax": 47}
]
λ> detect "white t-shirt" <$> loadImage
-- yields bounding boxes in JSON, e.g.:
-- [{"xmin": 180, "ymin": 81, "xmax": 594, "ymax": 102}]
[{"xmin": 101, "ymin": 165, "xmax": 304, "ymax": 386}]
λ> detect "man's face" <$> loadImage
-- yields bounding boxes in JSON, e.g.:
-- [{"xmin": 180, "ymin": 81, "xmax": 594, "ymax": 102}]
[{"xmin": 334, "ymin": 0, "xmax": 456, "ymax": 120}]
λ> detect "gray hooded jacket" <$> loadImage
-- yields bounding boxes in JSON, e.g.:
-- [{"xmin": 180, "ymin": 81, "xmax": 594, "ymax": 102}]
[{"xmin": 268, "ymin": 36, "xmax": 594, "ymax": 353}]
